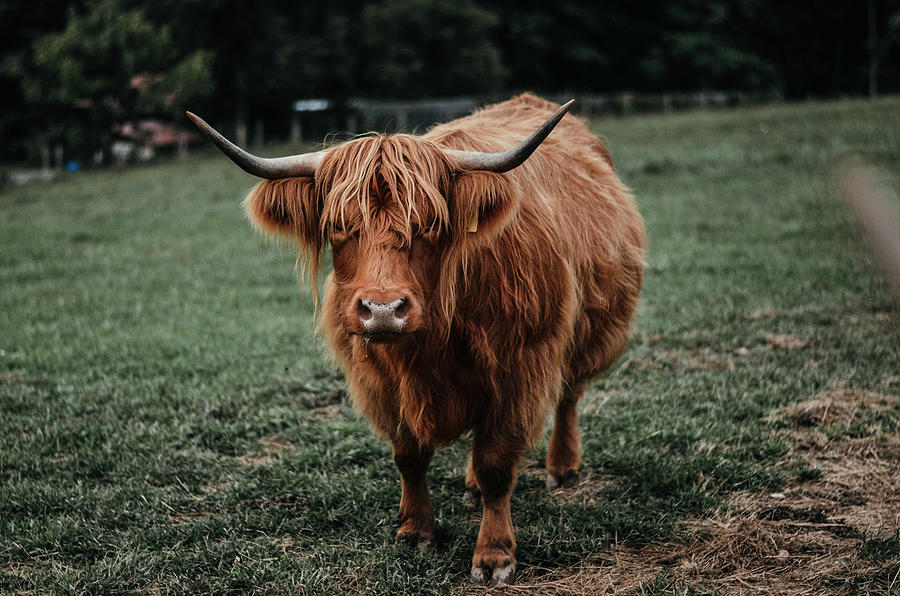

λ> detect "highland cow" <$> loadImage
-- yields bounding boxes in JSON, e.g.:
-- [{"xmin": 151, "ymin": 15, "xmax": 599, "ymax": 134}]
[{"xmin": 188, "ymin": 94, "xmax": 645, "ymax": 586}]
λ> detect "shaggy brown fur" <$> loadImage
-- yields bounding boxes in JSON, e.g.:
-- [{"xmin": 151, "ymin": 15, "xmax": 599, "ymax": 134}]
[{"xmin": 243, "ymin": 94, "xmax": 645, "ymax": 586}]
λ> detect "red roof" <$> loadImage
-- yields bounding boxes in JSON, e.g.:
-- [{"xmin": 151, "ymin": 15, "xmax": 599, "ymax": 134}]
[{"xmin": 118, "ymin": 120, "xmax": 201, "ymax": 147}]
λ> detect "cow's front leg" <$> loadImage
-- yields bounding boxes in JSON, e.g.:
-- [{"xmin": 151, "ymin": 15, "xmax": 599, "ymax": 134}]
[
  {"xmin": 470, "ymin": 436, "xmax": 523, "ymax": 587},
  {"xmin": 393, "ymin": 438, "xmax": 434, "ymax": 549}
]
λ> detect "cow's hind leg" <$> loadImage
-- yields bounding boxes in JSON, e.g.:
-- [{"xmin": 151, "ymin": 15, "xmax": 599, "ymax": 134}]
[
  {"xmin": 393, "ymin": 438, "xmax": 435, "ymax": 549},
  {"xmin": 546, "ymin": 382, "xmax": 584, "ymax": 489},
  {"xmin": 463, "ymin": 453, "xmax": 481, "ymax": 508}
]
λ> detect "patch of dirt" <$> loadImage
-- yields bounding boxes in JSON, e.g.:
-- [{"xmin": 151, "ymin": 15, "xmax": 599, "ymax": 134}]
[
  {"xmin": 0, "ymin": 370, "xmax": 24, "ymax": 382},
  {"xmin": 490, "ymin": 480, "xmax": 898, "ymax": 594},
  {"xmin": 259, "ymin": 433, "xmax": 297, "ymax": 452},
  {"xmin": 774, "ymin": 389, "xmax": 898, "ymax": 428},
  {"xmin": 518, "ymin": 462, "xmax": 615, "ymax": 505},
  {"xmin": 239, "ymin": 432, "xmax": 304, "ymax": 466},
  {"xmin": 137, "ymin": 582, "xmax": 163, "ymax": 595},
  {"xmin": 546, "ymin": 470, "xmax": 614, "ymax": 506},
  {"xmin": 238, "ymin": 453, "xmax": 276, "ymax": 466},
  {"xmin": 747, "ymin": 308, "xmax": 783, "ymax": 321},
  {"xmin": 766, "ymin": 334, "xmax": 811, "ymax": 350},
  {"xmin": 274, "ymin": 535, "xmax": 304, "ymax": 555},
  {"xmin": 199, "ymin": 481, "xmax": 232, "ymax": 495},
  {"xmin": 0, "ymin": 561, "xmax": 38, "ymax": 580},
  {"xmin": 679, "ymin": 350, "xmax": 735, "ymax": 371},
  {"xmin": 308, "ymin": 403, "xmax": 343, "ymax": 420},
  {"xmin": 474, "ymin": 388, "xmax": 900, "ymax": 594},
  {"xmin": 624, "ymin": 348, "xmax": 736, "ymax": 373}
]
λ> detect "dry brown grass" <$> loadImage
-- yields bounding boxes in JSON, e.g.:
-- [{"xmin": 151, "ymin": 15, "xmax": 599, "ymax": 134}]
[
  {"xmin": 238, "ymin": 432, "xmax": 303, "ymax": 466},
  {"xmin": 765, "ymin": 334, "xmax": 811, "ymax": 351},
  {"xmin": 775, "ymin": 389, "xmax": 898, "ymax": 428},
  {"xmin": 0, "ymin": 370, "xmax": 24, "ymax": 382},
  {"xmin": 623, "ymin": 348, "xmax": 738, "ymax": 373},
  {"xmin": 472, "ymin": 390, "xmax": 900, "ymax": 595}
]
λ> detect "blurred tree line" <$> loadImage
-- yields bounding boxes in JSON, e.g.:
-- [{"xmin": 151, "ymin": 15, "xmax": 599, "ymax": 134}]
[{"xmin": 2, "ymin": 0, "xmax": 899, "ymax": 164}]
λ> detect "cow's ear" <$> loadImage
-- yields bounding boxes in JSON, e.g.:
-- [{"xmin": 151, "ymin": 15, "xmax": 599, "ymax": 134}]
[
  {"xmin": 243, "ymin": 177, "xmax": 321, "ymax": 248},
  {"xmin": 449, "ymin": 171, "xmax": 517, "ymax": 241}
]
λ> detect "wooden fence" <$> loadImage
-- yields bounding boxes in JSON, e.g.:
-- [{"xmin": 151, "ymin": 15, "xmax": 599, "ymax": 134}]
[{"xmin": 340, "ymin": 91, "xmax": 752, "ymax": 136}]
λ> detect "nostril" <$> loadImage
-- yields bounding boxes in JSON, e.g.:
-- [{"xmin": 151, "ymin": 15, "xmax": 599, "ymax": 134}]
[
  {"xmin": 357, "ymin": 299, "xmax": 373, "ymax": 321},
  {"xmin": 394, "ymin": 298, "xmax": 410, "ymax": 319}
]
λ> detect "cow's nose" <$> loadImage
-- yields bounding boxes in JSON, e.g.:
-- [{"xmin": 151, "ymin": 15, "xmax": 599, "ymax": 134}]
[{"xmin": 357, "ymin": 297, "xmax": 409, "ymax": 334}]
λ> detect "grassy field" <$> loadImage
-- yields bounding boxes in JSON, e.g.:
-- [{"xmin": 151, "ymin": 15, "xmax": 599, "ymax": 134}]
[{"xmin": 2, "ymin": 98, "xmax": 899, "ymax": 594}]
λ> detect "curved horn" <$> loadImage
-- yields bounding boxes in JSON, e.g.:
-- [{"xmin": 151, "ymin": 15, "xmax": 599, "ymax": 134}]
[
  {"xmin": 186, "ymin": 111, "xmax": 323, "ymax": 178},
  {"xmin": 445, "ymin": 99, "xmax": 575, "ymax": 173}
]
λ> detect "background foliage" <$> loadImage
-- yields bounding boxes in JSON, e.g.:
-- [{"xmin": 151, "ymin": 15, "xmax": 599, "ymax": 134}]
[
  {"xmin": 2, "ymin": 0, "xmax": 900, "ymax": 162},
  {"xmin": 4, "ymin": 0, "xmax": 212, "ymax": 163}
]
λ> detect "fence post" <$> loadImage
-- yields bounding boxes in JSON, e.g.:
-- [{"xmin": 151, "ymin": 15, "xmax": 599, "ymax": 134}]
[
  {"xmin": 177, "ymin": 131, "xmax": 188, "ymax": 159},
  {"xmin": 345, "ymin": 113, "xmax": 358, "ymax": 135},
  {"xmin": 253, "ymin": 121, "xmax": 264, "ymax": 148},
  {"xmin": 396, "ymin": 108, "xmax": 409, "ymax": 131},
  {"xmin": 291, "ymin": 113, "xmax": 302, "ymax": 146},
  {"xmin": 235, "ymin": 119, "xmax": 248, "ymax": 148}
]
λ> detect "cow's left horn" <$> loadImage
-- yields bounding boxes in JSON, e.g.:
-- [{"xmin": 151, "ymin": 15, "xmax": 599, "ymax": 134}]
[
  {"xmin": 186, "ymin": 111, "xmax": 323, "ymax": 178},
  {"xmin": 445, "ymin": 99, "xmax": 575, "ymax": 173}
]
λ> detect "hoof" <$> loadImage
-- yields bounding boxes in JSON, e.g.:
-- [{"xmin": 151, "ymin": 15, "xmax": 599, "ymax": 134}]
[
  {"xmin": 546, "ymin": 469, "xmax": 579, "ymax": 490},
  {"xmin": 471, "ymin": 561, "xmax": 516, "ymax": 587},
  {"xmin": 396, "ymin": 529, "xmax": 432, "ymax": 551}
]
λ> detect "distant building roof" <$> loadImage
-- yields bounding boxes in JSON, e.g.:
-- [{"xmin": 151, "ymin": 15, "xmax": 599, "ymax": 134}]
[{"xmin": 117, "ymin": 120, "xmax": 200, "ymax": 147}]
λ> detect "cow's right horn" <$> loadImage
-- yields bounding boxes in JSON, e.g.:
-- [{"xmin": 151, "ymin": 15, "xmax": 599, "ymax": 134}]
[{"xmin": 186, "ymin": 111, "xmax": 323, "ymax": 178}]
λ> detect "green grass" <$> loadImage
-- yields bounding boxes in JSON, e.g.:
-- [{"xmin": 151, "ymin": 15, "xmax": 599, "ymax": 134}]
[{"xmin": 2, "ymin": 97, "xmax": 899, "ymax": 594}]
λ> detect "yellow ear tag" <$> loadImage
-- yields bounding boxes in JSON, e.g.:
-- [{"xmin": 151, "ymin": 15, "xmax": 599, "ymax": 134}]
[{"xmin": 467, "ymin": 211, "xmax": 479, "ymax": 233}]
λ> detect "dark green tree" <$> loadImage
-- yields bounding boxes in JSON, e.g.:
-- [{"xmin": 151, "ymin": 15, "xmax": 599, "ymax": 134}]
[
  {"xmin": 6, "ymin": 0, "xmax": 213, "ymax": 164},
  {"xmin": 638, "ymin": 0, "xmax": 780, "ymax": 92},
  {"xmin": 484, "ymin": 1, "xmax": 633, "ymax": 93},
  {"xmin": 868, "ymin": 0, "xmax": 900, "ymax": 95},
  {"xmin": 5, "ymin": 0, "xmax": 900, "ymax": 162},
  {"xmin": 134, "ymin": 1, "xmax": 367, "ymax": 144},
  {"xmin": 0, "ymin": 1, "xmax": 86, "ymax": 161},
  {"xmin": 359, "ymin": 0, "xmax": 505, "ymax": 98}
]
